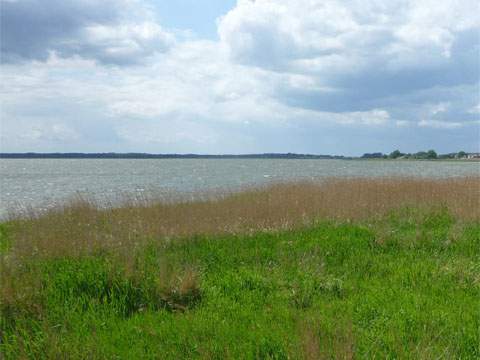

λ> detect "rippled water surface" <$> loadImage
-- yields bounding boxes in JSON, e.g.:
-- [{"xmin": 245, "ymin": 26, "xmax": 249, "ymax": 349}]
[{"xmin": 1, "ymin": 159, "xmax": 479, "ymax": 216}]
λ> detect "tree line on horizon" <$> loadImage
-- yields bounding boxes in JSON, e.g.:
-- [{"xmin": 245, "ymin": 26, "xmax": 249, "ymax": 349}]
[
  {"xmin": 361, "ymin": 150, "xmax": 469, "ymax": 159},
  {"xmin": 0, "ymin": 151, "xmax": 475, "ymax": 160},
  {"xmin": 0, "ymin": 152, "xmax": 348, "ymax": 159}
]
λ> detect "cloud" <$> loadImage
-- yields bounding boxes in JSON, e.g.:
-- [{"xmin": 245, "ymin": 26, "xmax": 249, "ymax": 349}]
[
  {"xmin": 0, "ymin": 42, "xmax": 394, "ymax": 154},
  {"xmin": 219, "ymin": 0, "xmax": 480, "ymax": 105},
  {"xmin": 0, "ymin": 0, "xmax": 174, "ymax": 64},
  {"xmin": 75, "ymin": 22, "xmax": 174, "ymax": 65},
  {"xmin": 219, "ymin": 0, "xmax": 479, "ymax": 71},
  {"xmin": 0, "ymin": 0, "xmax": 479, "ymax": 154},
  {"xmin": 468, "ymin": 103, "xmax": 480, "ymax": 114},
  {"xmin": 20, "ymin": 123, "xmax": 80, "ymax": 142},
  {"xmin": 216, "ymin": 0, "xmax": 480, "ymax": 136},
  {"xmin": 418, "ymin": 119, "xmax": 463, "ymax": 129}
]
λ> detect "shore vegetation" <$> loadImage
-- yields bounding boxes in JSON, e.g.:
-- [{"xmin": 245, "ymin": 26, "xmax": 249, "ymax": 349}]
[{"xmin": 1, "ymin": 177, "xmax": 479, "ymax": 359}]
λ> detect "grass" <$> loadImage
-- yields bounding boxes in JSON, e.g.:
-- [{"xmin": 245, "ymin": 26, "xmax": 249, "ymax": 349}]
[{"xmin": 1, "ymin": 178, "xmax": 479, "ymax": 359}]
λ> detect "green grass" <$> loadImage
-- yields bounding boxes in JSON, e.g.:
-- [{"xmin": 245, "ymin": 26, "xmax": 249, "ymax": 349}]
[{"xmin": 1, "ymin": 207, "xmax": 479, "ymax": 359}]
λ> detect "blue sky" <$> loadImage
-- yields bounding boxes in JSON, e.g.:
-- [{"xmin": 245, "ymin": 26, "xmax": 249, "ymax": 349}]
[
  {"xmin": 152, "ymin": 0, "xmax": 236, "ymax": 39},
  {"xmin": 1, "ymin": 0, "xmax": 479, "ymax": 155}
]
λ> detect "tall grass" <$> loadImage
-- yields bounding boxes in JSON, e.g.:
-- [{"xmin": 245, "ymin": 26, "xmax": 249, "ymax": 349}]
[
  {"xmin": 1, "ymin": 177, "xmax": 479, "ymax": 358},
  {"xmin": 4, "ymin": 177, "xmax": 479, "ymax": 259}
]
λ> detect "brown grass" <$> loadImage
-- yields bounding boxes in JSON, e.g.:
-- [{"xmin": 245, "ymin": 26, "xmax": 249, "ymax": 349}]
[
  {"xmin": 299, "ymin": 318, "xmax": 355, "ymax": 360},
  {"xmin": 2, "ymin": 177, "xmax": 479, "ymax": 260}
]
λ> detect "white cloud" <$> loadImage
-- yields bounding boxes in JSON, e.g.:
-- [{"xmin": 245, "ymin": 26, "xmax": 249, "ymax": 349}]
[
  {"xmin": 468, "ymin": 103, "xmax": 480, "ymax": 114},
  {"xmin": 394, "ymin": 0, "xmax": 479, "ymax": 57},
  {"xmin": 77, "ymin": 21, "xmax": 174, "ymax": 64},
  {"xmin": 418, "ymin": 119, "xmax": 463, "ymax": 129},
  {"xmin": 218, "ymin": 0, "xmax": 480, "ymax": 84},
  {"xmin": 429, "ymin": 102, "xmax": 450, "ymax": 116}
]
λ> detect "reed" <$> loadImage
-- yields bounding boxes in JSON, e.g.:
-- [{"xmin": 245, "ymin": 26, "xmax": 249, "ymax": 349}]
[{"xmin": 4, "ymin": 177, "xmax": 479, "ymax": 259}]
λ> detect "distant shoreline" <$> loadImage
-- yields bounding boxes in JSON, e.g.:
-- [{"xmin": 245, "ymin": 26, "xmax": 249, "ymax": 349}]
[
  {"xmin": 0, "ymin": 153, "xmax": 478, "ymax": 160},
  {"xmin": 0, "ymin": 153, "xmax": 350, "ymax": 159}
]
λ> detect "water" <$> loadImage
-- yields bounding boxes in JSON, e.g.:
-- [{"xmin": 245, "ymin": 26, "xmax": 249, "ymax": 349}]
[{"xmin": 1, "ymin": 159, "xmax": 478, "ymax": 217}]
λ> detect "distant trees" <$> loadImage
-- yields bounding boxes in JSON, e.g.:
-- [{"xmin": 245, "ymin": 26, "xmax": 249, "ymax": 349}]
[
  {"xmin": 406, "ymin": 150, "xmax": 437, "ymax": 159},
  {"xmin": 361, "ymin": 152, "xmax": 385, "ymax": 159},
  {"xmin": 426, "ymin": 150, "xmax": 437, "ymax": 159},
  {"xmin": 360, "ymin": 149, "xmax": 470, "ymax": 160},
  {"xmin": 388, "ymin": 150, "xmax": 404, "ymax": 159},
  {"xmin": 438, "ymin": 153, "xmax": 456, "ymax": 159},
  {"xmin": 413, "ymin": 151, "xmax": 428, "ymax": 159},
  {"xmin": 363, "ymin": 150, "xmax": 475, "ymax": 160}
]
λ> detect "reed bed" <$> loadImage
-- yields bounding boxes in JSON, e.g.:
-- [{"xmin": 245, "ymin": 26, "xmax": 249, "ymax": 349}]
[
  {"xmin": 1, "ymin": 177, "xmax": 479, "ymax": 359},
  {"xmin": 3, "ymin": 177, "xmax": 479, "ymax": 259}
]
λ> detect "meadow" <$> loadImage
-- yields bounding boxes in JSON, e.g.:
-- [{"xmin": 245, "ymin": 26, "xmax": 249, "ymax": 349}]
[{"xmin": 1, "ymin": 177, "xmax": 479, "ymax": 359}]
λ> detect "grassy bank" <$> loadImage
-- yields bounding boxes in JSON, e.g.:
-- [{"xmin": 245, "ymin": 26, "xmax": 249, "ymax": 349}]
[{"xmin": 1, "ymin": 178, "xmax": 479, "ymax": 358}]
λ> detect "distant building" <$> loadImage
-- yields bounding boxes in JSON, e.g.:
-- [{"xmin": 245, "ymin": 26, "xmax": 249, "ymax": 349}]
[{"xmin": 466, "ymin": 153, "xmax": 480, "ymax": 159}]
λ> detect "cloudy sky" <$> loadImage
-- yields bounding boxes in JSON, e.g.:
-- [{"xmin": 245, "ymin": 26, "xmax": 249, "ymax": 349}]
[{"xmin": 1, "ymin": 0, "xmax": 479, "ymax": 155}]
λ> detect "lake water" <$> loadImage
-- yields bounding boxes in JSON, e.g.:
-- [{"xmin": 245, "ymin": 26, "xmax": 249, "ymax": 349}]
[{"xmin": 1, "ymin": 159, "xmax": 479, "ymax": 217}]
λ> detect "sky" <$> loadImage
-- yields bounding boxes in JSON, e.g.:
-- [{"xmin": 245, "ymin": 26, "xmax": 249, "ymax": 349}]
[{"xmin": 0, "ymin": 0, "xmax": 479, "ymax": 156}]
